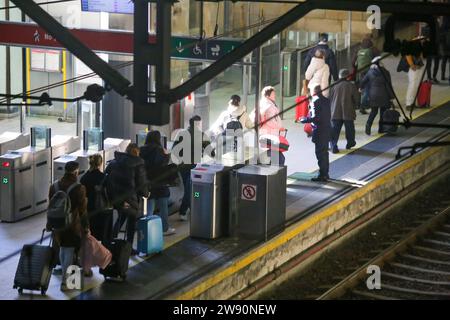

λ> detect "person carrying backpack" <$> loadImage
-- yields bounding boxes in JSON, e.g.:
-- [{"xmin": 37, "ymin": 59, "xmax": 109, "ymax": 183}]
[
  {"xmin": 209, "ymin": 95, "xmax": 253, "ymax": 153},
  {"xmin": 47, "ymin": 161, "xmax": 88, "ymax": 291},
  {"xmin": 80, "ymin": 154, "xmax": 111, "ymax": 245},
  {"xmin": 352, "ymin": 35, "xmax": 380, "ymax": 114}
]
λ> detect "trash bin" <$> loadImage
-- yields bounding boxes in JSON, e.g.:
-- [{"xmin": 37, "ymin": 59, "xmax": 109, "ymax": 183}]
[
  {"xmin": 230, "ymin": 165, "xmax": 287, "ymax": 241},
  {"xmin": 190, "ymin": 163, "xmax": 231, "ymax": 239}
]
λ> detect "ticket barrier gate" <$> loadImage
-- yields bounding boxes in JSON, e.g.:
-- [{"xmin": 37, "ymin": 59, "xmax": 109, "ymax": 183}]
[
  {"xmin": 136, "ymin": 130, "xmax": 168, "ymax": 149},
  {"xmin": 229, "ymin": 165, "xmax": 287, "ymax": 241},
  {"xmin": 53, "ymin": 129, "xmax": 130, "ymax": 181},
  {"xmin": 104, "ymin": 137, "xmax": 131, "ymax": 166},
  {"xmin": 0, "ymin": 132, "xmax": 30, "ymax": 156},
  {"xmin": 0, "ymin": 127, "xmax": 52, "ymax": 222},
  {"xmin": 53, "ymin": 128, "xmax": 104, "ymax": 181}
]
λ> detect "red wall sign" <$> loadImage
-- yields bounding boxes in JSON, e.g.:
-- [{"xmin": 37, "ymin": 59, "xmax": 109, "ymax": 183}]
[{"xmin": 0, "ymin": 21, "xmax": 156, "ymax": 54}]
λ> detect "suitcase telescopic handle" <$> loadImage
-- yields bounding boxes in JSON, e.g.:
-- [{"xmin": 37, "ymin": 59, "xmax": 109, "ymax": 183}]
[{"xmin": 40, "ymin": 228, "xmax": 53, "ymax": 247}]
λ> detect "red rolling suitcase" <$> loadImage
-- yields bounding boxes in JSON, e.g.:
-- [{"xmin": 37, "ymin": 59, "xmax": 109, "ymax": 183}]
[
  {"xmin": 295, "ymin": 96, "xmax": 309, "ymax": 122},
  {"xmin": 417, "ymin": 80, "xmax": 432, "ymax": 108}
]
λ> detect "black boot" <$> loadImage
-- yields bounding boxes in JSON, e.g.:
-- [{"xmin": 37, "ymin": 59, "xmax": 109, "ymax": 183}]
[{"xmin": 365, "ymin": 124, "xmax": 371, "ymax": 136}]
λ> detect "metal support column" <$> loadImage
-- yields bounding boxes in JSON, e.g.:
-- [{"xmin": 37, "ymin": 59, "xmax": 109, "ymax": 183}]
[{"xmin": 132, "ymin": 0, "xmax": 172, "ymax": 125}]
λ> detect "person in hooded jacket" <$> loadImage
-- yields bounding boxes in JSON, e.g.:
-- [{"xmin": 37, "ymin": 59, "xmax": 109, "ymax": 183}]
[
  {"xmin": 305, "ymin": 49, "xmax": 331, "ymax": 97},
  {"xmin": 360, "ymin": 56, "xmax": 395, "ymax": 135},
  {"xmin": 352, "ymin": 35, "xmax": 381, "ymax": 114},
  {"xmin": 140, "ymin": 130, "xmax": 176, "ymax": 236},
  {"xmin": 304, "ymin": 33, "xmax": 338, "ymax": 82},
  {"xmin": 105, "ymin": 143, "xmax": 149, "ymax": 255},
  {"xmin": 209, "ymin": 94, "xmax": 253, "ymax": 137},
  {"xmin": 209, "ymin": 95, "xmax": 253, "ymax": 155}
]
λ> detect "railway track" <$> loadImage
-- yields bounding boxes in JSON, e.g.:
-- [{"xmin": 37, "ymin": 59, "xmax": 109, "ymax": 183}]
[{"xmin": 318, "ymin": 206, "xmax": 450, "ymax": 300}]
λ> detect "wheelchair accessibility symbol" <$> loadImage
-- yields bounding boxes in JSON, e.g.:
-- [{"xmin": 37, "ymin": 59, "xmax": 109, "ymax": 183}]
[{"xmin": 193, "ymin": 43, "xmax": 203, "ymax": 55}]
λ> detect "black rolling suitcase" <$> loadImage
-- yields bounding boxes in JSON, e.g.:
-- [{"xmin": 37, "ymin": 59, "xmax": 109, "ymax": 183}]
[
  {"xmin": 99, "ymin": 239, "xmax": 131, "ymax": 280},
  {"xmin": 13, "ymin": 229, "xmax": 54, "ymax": 295},
  {"xmin": 99, "ymin": 214, "xmax": 131, "ymax": 280},
  {"xmin": 382, "ymin": 107, "xmax": 400, "ymax": 134}
]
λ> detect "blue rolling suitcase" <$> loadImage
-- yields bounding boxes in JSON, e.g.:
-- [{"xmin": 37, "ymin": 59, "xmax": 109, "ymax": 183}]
[{"xmin": 137, "ymin": 198, "xmax": 164, "ymax": 255}]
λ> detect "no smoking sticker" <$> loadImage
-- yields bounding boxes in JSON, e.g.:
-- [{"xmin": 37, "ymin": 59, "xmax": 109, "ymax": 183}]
[{"xmin": 241, "ymin": 184, "xmax": 257, "ymax": 201}]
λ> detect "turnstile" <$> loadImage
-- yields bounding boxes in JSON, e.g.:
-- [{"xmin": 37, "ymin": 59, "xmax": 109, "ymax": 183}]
[
  {"xmin": 0, "ymin": 127, "xmax": 52, "ymax": 222},
  {"xmin": 136, "ymin": 130, "xmax": 168, "ymax": 149},
  {"xmin": 53, "ymin": 129, "xmax": 130, "ymax": 181},
  {"xmin": 104, "ymin": 137, "xmax": 131, "ymax": 166},
  {"xmin": 230, "ymin": 165, "xmax": 287, "ymax": 241},
  {"xmin": 0, "ymin": 132, "xmax": 30, "ymax": 155},
  {"xmin": 53, "ymin": 128, "xmax": 104, "ymax": 181},
  {"xmin": 190, "ymin": 163, "xmax": 232, "ymax": 239}
]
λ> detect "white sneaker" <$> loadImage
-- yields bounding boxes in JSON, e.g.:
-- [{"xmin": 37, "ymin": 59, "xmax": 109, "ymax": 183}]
[
  {"xmin": 163, "ymin": 227, "xmax": 176, "ymax": 236},
  {"xmin": 179, "ymin": 214, "xmax": 188, "ymax": 221}
]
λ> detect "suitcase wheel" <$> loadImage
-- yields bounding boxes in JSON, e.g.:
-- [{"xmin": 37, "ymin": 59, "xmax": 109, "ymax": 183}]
[
  {"xmin": 18, "ymin": 288, "xmax": 23, "ymax": 295},
  {"xmin": 41, "ymin": 289, "xmax": 46, "ymax": 295}
]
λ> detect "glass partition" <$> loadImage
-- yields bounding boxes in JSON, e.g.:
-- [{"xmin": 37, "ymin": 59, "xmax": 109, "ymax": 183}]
[
  {"xmin": 31, "ymin": 125, "xmax": 51, "ymax": 149},
  {"xmin": 83, "ymin": 127, "xmax": 104, "ymax": 152}
]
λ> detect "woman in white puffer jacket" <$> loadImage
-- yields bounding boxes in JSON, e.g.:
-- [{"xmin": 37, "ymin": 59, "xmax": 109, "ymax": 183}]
[
  {"xmin": 209, "ymin": 95, "xmax": 253, "ymax": 138},
  {"xmin": 305, "ymin": 49, "xmax": 330, "ymax": 97}
]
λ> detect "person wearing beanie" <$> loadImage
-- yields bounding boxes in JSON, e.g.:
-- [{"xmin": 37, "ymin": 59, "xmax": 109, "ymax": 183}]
[{"xmin": 329, "ymin": 68, "xmax": 360, "ymax": 153}]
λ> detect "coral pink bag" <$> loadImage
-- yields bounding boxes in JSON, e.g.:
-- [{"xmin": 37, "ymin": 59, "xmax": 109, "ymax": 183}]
[{"xmin": 81, "ymin": 232, "xmax": 112, "ymax": 270}]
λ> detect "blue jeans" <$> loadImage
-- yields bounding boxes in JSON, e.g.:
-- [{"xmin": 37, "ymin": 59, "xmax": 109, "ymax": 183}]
[
  {"xmin": 179, "ymin": 170, "xmax": 191, "ymax": 216},
  {"xmin": 60, "ymin": 247, "xmax": 75, "ymax": 281},
  {"xmin": 148, "ymin": 197, "xmax": 170, "ymax": 232}
]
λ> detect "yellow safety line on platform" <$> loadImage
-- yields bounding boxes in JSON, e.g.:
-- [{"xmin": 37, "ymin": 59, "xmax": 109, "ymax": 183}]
[{"xmin": 176, "ymin": 145, "xmax": 446, "ymax": 300}]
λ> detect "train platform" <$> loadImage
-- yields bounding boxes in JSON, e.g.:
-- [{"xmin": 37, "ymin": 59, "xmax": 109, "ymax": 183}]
[{"xmin": 0, "ymin": 94, "xmax": 449, "ymax": 300}]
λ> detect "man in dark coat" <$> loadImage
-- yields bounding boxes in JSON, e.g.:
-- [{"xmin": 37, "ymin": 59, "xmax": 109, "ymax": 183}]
[
  {"xmin": 329, "ymin": 69, "xmax": 360, "ymax": 153},
  {"xmin": 105, "ymin": 143, "xmax": 149, "ymax": 254},
  {"xmin": 304, "ymin": 33, "xmax": 339, "ymax": 82},
  {"xmin": 172, "ymin": 115, "xmax": 213, "ymax": 221},
  {"xmin": 48, "ymin": 161, "xmax": 88, "ymax": 291},
  {"xmin": 301, "ymin": 85, "xmax": 332, "ymax": 182},
  {"xmin": 360, "ymin": 57, "xmax": 395, "ymax": 135}
]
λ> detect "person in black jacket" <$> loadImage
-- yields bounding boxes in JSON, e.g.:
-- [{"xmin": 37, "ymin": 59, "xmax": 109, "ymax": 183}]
[
  {"xmin": 172, "ymin": 115, "xmax": 214, "ymax": 221},
  {"xmin": 360, "ymin": 57, "xmax": 395, "ymax": 135},
  {"xmin": 304, "ymin": 33, "xmax": 339, "ymax": 82},
  {"xmin": 80, "ymin": 154, "xmax": 111, "ymax": 244},
  {"xmin": 140, "ymin": 131, "xmax": 176, "ymax": 236},
  {"xmin": 301, "ymin": 85, "xmax": 332, "ymax": 182},
  {"xmin": 105, "ymin": 143, "xmax": 149, "ymax": 255}
]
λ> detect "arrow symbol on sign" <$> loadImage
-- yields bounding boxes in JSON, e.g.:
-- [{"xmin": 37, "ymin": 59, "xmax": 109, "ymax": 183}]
[{"xmin": 176, "ymin": 42, "xmax": 184, "ymax": 53}]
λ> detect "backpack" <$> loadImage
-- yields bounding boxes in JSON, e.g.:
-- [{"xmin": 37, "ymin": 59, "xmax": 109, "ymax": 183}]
[
  {"xmin": 356, "ymin": 48, "xmax": 373, "ymax": 71},
  {"xmin": 221, "ymin": 113, "xmax": 244, "ymax": 152},
  {"xmin": 47, "ymin": 182, "xmax": 79, "ymax": 230},
  {"xmin": 93, "ymin": 175, "xmax": 112, "ymax": 212},
  {"xmin": 223, "ymin": 113, "xmax": 244, "ymax": 132}
]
